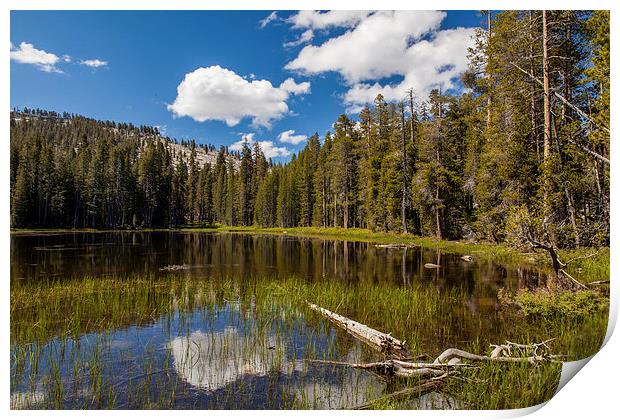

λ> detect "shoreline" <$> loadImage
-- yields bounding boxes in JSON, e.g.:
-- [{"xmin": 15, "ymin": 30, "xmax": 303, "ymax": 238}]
[{"xmin": 10, "ymin": 225, "xmax": 609, "ymax": 282}]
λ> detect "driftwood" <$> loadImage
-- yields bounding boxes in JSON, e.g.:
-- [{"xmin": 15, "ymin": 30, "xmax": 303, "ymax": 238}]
[
  {"xmin": 352, "ymin": 374, "xmax": 448, "ymax": 410},
  {"xmin": 306, "ymin": 302, "xmax": 560, "ymax": 407},
  {"xmin": 307, "ymin": 302, "xmax": 412, "ymax": 360},
  {"xmin": 375, "ymin": 244, "xmax": 417, "ymax": 249},
  {"xmin": 159, "ymin": 264, "xmax": 190, "ymax": 272}
]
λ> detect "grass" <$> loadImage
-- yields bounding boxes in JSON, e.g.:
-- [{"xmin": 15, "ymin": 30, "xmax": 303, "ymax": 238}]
[
  {"xmin": 10, "ymin": 224, "xmax": 610, "ymax": 409},
  {"xmin": 11, "ymin": 273, "xmax": 608, "ymax": 409},
  {"xmin": 501, "ymin": 288, "xmax": 609, "ymax": 322}
]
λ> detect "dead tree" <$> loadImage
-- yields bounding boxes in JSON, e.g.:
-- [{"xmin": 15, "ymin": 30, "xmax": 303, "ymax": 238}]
[{"xmin": 305, "ymin": 302, "xmax": 561, "ymax": 408}]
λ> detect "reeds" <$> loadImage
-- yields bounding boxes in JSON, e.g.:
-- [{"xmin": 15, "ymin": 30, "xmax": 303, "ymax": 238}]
[{"xmin": 10, "ymin": 273, "xmax": 607, "ymax": 409}]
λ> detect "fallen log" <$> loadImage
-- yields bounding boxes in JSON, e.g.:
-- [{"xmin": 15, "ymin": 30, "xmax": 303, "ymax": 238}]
[
  {"xmin": 307, "ymin": 302, "xmax": 412, "ymax": 360},
  {"xmin": 305, "ymin": 302, "xmax": 560, "ymax": 407},
  {"xmin": 375, "ymin": 243, "xmax": 417, "ymax": 249},
  {"xmin": 159, "ymin": 264, "xmax": 191, "ymax": 272}
]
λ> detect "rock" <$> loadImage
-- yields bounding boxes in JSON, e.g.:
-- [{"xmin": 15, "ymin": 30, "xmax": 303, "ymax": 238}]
[{"xmin": 424, "ymin": 263, "xmax": 441, "ymax": 269}]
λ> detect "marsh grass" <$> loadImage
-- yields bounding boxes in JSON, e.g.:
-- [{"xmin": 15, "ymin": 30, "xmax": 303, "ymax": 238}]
[{"xmin": 10, "ymin": 273, "xmax": 608, "ymax": 409}]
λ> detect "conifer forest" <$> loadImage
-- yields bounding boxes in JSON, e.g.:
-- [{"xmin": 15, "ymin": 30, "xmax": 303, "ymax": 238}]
[{"xmin": 10, "ymin": 11, "xmax": 609, "ymax": 250}]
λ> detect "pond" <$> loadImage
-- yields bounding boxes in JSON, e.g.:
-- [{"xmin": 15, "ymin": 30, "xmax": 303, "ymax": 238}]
[{"xmin": 10, "ymin": 231, "xmax": 556, "ymax": 409}]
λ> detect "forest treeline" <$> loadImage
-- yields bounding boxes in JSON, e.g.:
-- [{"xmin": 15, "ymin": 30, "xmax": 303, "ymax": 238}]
[{"xmin": 10, "ymin": 11, "xmax": 609, "ymax": 249}]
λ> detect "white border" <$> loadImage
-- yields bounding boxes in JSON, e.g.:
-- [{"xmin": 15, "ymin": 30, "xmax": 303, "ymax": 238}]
[{"xmin": 2, "ymin": 1, "xmax": 617, "ymax": 419}]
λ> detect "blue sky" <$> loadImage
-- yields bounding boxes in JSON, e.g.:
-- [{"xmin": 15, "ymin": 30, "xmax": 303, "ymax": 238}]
[{"xmin": 10, "ymin": 10, "xmax": 485, "ymax": 160}]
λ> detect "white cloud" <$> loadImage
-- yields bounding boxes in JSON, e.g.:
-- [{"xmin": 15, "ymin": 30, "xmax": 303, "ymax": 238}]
[
  {"xmin": 286, "ymin": 11, "xmax": 371, "ymax": 30},
  {"xmin": 284, "ymin": 29, "xmax": 314, "ymax": 48},
  {"xmin": 259, "ymin": 11, "xmax": 278, "ymax": 28},
  {"xmin": 230, "ymin": 133, "xmax": 290, "ymax": 159},
  {"xmin": 279, "ymin": 77, "xmax": 311, "ymax": 95},
  {"xmin": 10, "ymin": 41, "xmax": 108, "ymax": 73},
  {"xmin": 167, "ymin": 66, "xmax": 310, "ymax": 128},
  {"xmin": 10, "ymin": 42, "xmax": 62, "ymax": 73},
  {"xmin": 278, "ymin": 129, "xmax": 307, "ymax": 145},
  {"xmin": 284, "ymin": 11, "xmax": 476, "ymax": 111},
  {"xmin": 80, "ymin": 59, "xmax": 108, "ymax": 68}
]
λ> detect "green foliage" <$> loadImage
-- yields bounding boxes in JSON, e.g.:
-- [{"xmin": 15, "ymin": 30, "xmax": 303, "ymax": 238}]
[
  {"xmin": 10, "ymin": 11, "xmax": 609, "ymax": 248},
  {"xmin": 503, "ymin": 289, "xmax": 609, "ymax": 322}
]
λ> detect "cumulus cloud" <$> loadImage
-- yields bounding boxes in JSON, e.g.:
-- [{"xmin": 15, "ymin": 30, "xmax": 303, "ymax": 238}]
[
  {"xmin": 10, "ymin": 42, "xmax": 62, "ymax": 73},
  {"xmin": 284, "ymin": 29, "xmax": 315, "ymax": 48},
  {"xmin": 284, "ymin": 11, "xmax": 476, "ymax": 112},
  {"xmin": 278, "ymin": 129, "xmax": 307, "ymax": 145},
  {"xmin": 230, "ymin": 133, "xmax": 291, "ymax": 159},
  {"xmin": 80, "ymin": 59, "xmax": 108, "ymax": 68},
  {"xmin": 279, "ymin": 77, "xmax": 311, "ymax": 95},
  {"xmin": 286, "ymin": 10, "xmax": 372, "ymax": 30},
  {"xmin": 167, "ymin": 66, "xmax": 310, "ymax": 128},
  {"xmin": 259, "ymin": 11, "xmax": 278, "ymax": 28}
]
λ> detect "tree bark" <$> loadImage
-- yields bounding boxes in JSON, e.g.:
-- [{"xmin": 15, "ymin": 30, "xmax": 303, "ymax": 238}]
[
  {"xmin": 542, "ymin": 10, "xmax": 552, "ymax": 222},
  {"xmin": 307, "ymin": 302, "xmax": 412, "ymax": 360},
  {"xmin": 400, "ymin": 101, "xmax": 408, "ymax": 233}
]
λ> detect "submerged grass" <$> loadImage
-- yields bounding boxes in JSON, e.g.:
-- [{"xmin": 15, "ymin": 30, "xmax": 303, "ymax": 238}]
[{"xmin": 11, "ymin": 272, "xmax": 608, "ymax": 409}]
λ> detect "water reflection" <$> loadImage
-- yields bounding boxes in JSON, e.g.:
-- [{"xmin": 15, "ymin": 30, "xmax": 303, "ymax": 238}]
[
  {"xmin": 11, "ymin": 231, "xmax": 547, "ymax": 307},
  {"xmin": 10, "ymin": 231, "xmax": 551, "ymax": 409},
  {"xmin": 169, "ymin": 327, "xmax": 280, "ymax": 390}
]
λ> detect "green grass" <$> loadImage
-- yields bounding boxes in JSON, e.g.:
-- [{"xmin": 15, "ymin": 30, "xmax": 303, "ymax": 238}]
[{"xmin": 11, "ymin": 273, "xmax": 608, "ymax": 409}]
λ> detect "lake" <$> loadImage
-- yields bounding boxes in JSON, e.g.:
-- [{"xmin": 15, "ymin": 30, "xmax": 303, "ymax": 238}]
[{"xmin": 10, "ymin": 231, "xmax": 556, "ymax": 409}]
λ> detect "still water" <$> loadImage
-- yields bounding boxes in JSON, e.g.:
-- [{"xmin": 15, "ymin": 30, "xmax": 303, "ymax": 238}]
[{"xmin": 10, "ymin": 231, "xmax": 546, "ymax": 409}]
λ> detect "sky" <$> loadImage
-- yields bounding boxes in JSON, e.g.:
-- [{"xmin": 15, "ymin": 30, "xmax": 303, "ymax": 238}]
[{"xmin": 10, "ymin": 10, "xmax": 485, "ymax": 161}]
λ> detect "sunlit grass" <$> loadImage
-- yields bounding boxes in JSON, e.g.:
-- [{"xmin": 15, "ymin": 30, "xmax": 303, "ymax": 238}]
[{"xmin": 11, "ymin": 272, "xmax": 608, "ymax": 409}]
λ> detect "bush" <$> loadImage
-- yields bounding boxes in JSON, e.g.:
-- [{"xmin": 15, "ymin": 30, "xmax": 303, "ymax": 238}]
[{"xmin": 511, "ymin": 289, "xmax": 608, "ymax": 322}]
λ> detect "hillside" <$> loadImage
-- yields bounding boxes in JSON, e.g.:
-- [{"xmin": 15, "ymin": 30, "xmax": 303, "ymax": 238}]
[
  {"xmin": 10, "ymin": 108, "xmax": 244, "ymax": 228},
  {"xmin": 10, "ymin": 108, "xmax": 227, "ymax": 168}
]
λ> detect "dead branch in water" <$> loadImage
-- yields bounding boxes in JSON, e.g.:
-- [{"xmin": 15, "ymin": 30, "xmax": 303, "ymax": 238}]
[
  {"xmin": 306, "ymin": 302, "xmax": 561, "ymax": 407},
  {"xmin": 350, "ymin": 373, "xmax": 448, "ymax": 410}
]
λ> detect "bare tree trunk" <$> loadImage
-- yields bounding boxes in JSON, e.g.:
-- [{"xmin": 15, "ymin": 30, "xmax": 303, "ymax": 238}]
[
  {"xmin": 307, "ymin": 302, "xmax": 412, "ymax": 360},
  {"xmin": 529, "ymin": 11, "xmax": 540, "ymax": 163},
  {"xmin": 486, "ymin": 10, "xmax": 492, "ymax": 133},
  {"xmin": 322, "ymin": 181, "xmax": 327, "ymax": 228},
  {"xmin": 408, "ymin": 89, "xmax": 419, "ymax": 235},
  {"xmin": 400, "ymin": 101, "xmax": 408, "ymax": 233},
  {"xmin": 333, "ymin": 193, "xmax": 337, "ymax": 228},
  {"xmin": 542, "ymin": 10, "xmax": 552, "ymax": 222},
  {"xmin": 435, "ymin": 182, "xmax": 442, "ymax": 240}
]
